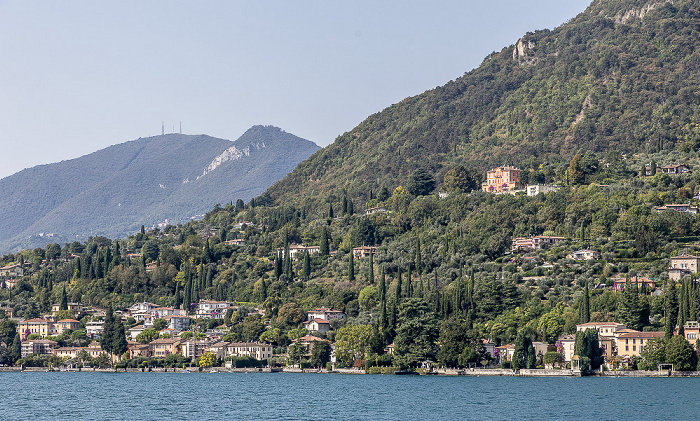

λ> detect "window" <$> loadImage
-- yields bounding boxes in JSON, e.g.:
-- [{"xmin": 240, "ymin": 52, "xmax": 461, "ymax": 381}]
[
  {"xmin": 625, "ymin": 339, "xmax": 629, "ymax": 344},
  {"xmin": 632, "ymin": 339, "xmax": 636, "ymax": 344},
  {"xmin": 625, "ymin": 346, "xmax": 629, "ymax": 351},
  {"xmin": 633, "ymin": 346, "xmax": 636, "ymax": 351}
]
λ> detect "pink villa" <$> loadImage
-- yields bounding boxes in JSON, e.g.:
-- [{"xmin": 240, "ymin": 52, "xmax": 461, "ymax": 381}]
[
  {"xmin": 482, "ymin": 166, "xmax": 521, "ymax": 193},
  {"xmin": 612, "ymin": 276, "xmax": 655, "ymax": 292}
]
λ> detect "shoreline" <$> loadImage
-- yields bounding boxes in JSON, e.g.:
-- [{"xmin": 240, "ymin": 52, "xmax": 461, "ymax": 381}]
[{"xmin": 3, "ymin": 366, "xmax": 700, "ymax": 377}]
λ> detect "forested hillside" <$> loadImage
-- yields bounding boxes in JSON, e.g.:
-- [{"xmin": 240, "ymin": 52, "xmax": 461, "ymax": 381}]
[
  {"xmin": 0, "ymin": 126, "xmax": 319, "ymax": 253},
  {"xmin": 264, "ymin": 0, "xmax": 700, "ymax": 209}
]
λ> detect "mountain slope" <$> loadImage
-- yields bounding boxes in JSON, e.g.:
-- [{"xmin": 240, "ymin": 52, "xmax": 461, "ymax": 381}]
[
  {"xmin": 0, "ymin": 126, "xmax": 319, "ymax": 252},
  {"xmin": 264, "ymin": 0, "xmax": 700, "ymax": 208}
]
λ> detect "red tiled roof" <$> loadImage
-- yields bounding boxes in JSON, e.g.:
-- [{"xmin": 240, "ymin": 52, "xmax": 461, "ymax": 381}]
[{"xmin": 618, "ymin": 331, "xmax": 665, "ymax": 339}]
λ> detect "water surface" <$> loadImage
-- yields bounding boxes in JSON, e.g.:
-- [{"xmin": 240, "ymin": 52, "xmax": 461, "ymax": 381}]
[{"xmin": 2, "ymin": 373, "xmax": 698, "ymax": 420}]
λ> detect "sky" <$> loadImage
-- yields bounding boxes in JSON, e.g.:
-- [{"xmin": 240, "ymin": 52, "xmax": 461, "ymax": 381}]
[{"xmin": 0, "ymin": 0, "xmax": 592, "ymax": 180}]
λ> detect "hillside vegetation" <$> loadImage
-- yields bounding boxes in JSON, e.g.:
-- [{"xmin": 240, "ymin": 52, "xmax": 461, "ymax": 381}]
[{"xmin": 265, "ymin": 0, "xmax": 700, "ymax": 209}]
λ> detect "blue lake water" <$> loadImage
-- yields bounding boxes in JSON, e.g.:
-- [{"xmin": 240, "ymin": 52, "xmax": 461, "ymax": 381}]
[{"xmin": 1, "ymin": 372, "xmax": 699, "ymax": 420}]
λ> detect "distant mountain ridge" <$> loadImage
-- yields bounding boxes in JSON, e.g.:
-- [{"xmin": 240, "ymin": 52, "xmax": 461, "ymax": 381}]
[
  {"xmin": 0, "ymin": 125, "xmax": 319, "ymax": 253},
  {"xmin": 263, "ymin": 0, "xmax": 700, "ymax": 208}
]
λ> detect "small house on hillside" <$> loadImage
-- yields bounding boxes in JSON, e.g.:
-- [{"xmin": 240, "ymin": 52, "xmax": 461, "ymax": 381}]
[
  {"xmin": 567, "ymin": 249, "xmax": 601, "ymax": 261},
  {"xmin": 668, "ymin": 254, "xmax": 700, "ymax": 281}
]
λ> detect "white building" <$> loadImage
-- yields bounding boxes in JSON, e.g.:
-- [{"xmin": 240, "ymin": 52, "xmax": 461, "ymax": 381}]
[
  {"xmin": 526, "ymin": 185, "xmax": 559, "ymax": 196},
  {"xmin": 196, "ymin": 300, "xmax": 233, "ymax": 319},
  {"xmin": 306, "ymin": 307, "xmax": 346, "ymax": 322}
]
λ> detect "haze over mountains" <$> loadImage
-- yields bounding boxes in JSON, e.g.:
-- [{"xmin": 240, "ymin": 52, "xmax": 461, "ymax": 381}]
[
  {"xmin": 264, "ymin": 0, "xmax": 700, "ymax": 207},
  {"xmin": 0, "ymin": 125, "xmax": 319, "ymax": 253}
]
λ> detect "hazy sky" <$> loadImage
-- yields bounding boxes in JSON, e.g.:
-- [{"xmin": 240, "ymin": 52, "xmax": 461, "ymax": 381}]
[{"xmin": 0, "ymin": 0, "xmax": 591, "ymax": 180}]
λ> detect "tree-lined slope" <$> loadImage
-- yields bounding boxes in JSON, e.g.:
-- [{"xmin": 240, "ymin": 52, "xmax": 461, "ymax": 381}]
[{"xmin": 265, "ymin": 0, "xmax": 700, "ymax": 207}]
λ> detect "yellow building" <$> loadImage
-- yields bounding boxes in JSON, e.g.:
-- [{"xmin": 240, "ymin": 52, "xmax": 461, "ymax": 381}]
[
  {"xmin": 150, "ymin": 338, "xmax": 182, "ymax": 357},
  {"xmin": 617, "ymin": 331, "xmax": 665, "ymax": 358}
]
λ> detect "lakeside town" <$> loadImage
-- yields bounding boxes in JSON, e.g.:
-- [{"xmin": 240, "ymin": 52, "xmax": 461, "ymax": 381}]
[{"xmin": 3, "ymin": 163, "xmax": 700, "ymax": 376}]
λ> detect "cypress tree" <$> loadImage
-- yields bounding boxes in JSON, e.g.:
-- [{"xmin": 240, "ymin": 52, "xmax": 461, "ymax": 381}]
[
  {"xmin": 184, "ymin": 279, "xmax": 192, "ymax": 310},
  {"xmin": 406, "ymin": 266, "xmax": 412, "ymax": 298},
  {"xmin": 101, "ymin": 306, "xmax": 115, "ymax": 356},
  {"xmin": 348, "ymin": 253, "xmax": 355, "ymax": 282},
  {"xmin": 396, "ymin": 270, "xmax": 402, "ymax": 304},
  {"xmin": 379, "ymin": 267, "xmax": 387, "ymax": 335},
  {"xmin": 415, "ymin": 237, "xmax": 422, "ymax": 279},
  {"xmin": 665, "ymin": 281, "xmax": 678, "ymax": 340},
  {"xmin": 369, "ymin": 249, "xmax": 374, "ymax": 283},
  {"xmin": 10, "ymin": 333, "xmax": 21, "ymax": 364},
  {"xmin": 112, "ymin": 320, "xmax": 128, "ymax": 358},
  {"xmin": 320, "ymin": 227, "xmax": 330, "ymax": 256},
  {"xmin": 328, "ymin": 203, "xmax": 334, "ymax": 219},
  {"xmin": 206, "ymin": 266, "xmax": 213, "ymax": 288},
  {"xmin": 303, "ymin": 251, "xmax": 311, "ymax": 280},
  {"xmin": 174, "ymin": 283, "xmax": 182, "ymax": 309},
  {"xmin": 583, "ymin": 282, "xmax": 591, "ymax": 323},
  {"xmin": 60, "ymin": 286, "xmax": 68, "ymax": 311}
]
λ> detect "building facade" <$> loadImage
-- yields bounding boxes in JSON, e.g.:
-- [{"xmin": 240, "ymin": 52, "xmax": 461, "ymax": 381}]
[{"xmin": 482, "ymin": 166, "xmax": 521, "ymax": 193}]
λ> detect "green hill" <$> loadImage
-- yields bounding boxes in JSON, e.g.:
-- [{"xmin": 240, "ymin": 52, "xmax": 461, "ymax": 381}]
[
  {"xmin": 0, "ymin": 126, "xmax": 319, "ymax": 253},
  {"xmin": 265, "ymin": 0, "xmax": 700, "ymax": 208}
]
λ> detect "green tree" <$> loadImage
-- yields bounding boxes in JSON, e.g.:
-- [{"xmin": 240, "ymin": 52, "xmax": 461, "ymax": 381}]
[
  {"xmin": 638, "ymin": 338, "xmax": 666, "ymax": 370},
  {"xmin": 615, "ymin": 279, "xmax": 644, "ymax": 331},
  {"xmin": 287, "ymin": 341, "xmax": 306, "ymax": 365},
  {"xmin": 101, "ymin": 306, "xmax": 115, "ymax": 355},
  {"xmin": 241, "ymin": 314, "xmax": 266, "ymax": 341},
  {"xmin": 348, "ymin": 252, "xmax": 355, "ymax": 282},
  {"xmin": 437, "ymin": 317, "xmax": 484, "ymax": 368},
  {"xmin": 320, "ymin": 227, "xmax": 330, "ymax": 256},
  {"xmin": 406, "ymin": 167, "xmax": 435, "ymax": 196},
  {"xmin": 60, "ymin": 286, "xmax": 68, "ymax": 311},
  {"xmin": 334, "ymin": 324, "xmax": 381, "ymax": 367},
  {"xmin": 567, "ymin": 154, "xmax": 584, "ymax": 185},
  {"xmin": 310, "ymin": 340, "xmax": 332, "ymax": 368},
  {"xmin": 135, "ymin": 327, "xmax": 160, "ymax": 344},
  {"xmin": 152, "ymin": 318, "xmax": 168, "ymax": 331},
  {"xmin": 358, "ymin": 286, "xmax": 378, "ymax": 311},
  {"xmin": 665, "ymin": 335, "xmax": 698, "ymax": 371},
  {"xmin": 665, "ymin": 281, "xmax": 678, "ymax": 340},
  {"xmin": 112, "ymin": 321, "xmax": 128, "ymax": 357},
  {"xmin": 10, "ymin": 333, "xmax": 21, "ymax": 364},
  {"xmin": 574, "ymin": 328, "xmax": 602, "ymax": 370},
  {"xmin": 394, "ymin": 298, "xmax": 439, "ymax": 368},
  {"xmin": 259, "ymin": 327, "xmax": 281, "ymax": 344},
  {"xmin": 442, "ymin": 165, "xmax": 479, "ymax": 193}
]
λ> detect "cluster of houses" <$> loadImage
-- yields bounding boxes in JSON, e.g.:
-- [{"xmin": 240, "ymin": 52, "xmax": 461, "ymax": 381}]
[
  {"xmin": 13, "ymin": 300, "xmax": 348, "ymax": 366},
  {"xmin": 495, "ymin": 320, "xmax": 698, "ymax": 368}
]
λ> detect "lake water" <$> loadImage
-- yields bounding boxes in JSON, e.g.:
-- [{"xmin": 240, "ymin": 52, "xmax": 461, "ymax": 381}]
[{"xmin": 1, "ymin": 372, "xmax": 699, "ymax": 420}]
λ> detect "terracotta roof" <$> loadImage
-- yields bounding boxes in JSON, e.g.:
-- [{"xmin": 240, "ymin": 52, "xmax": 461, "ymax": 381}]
[
  {"xmin": 304, "ymin": 318, "xmax": 330, "ymax": 324},
  {"xmin": 150, "ymin": 338, "xmax": 181, "ymax": 344},
  {"xmin": 57, "ymin": 319, "xmax": 80, "ymax": 323},
  {"xmin": 577, "ymin": 322, "xmax": 623, "ymax": 327},
  {"xmin": 298, "ymin": 336, "xmax": 330, "ymax": 343},
  {"xmin": 22, "ymin": 318, "xmax": 50, "ymax": 323},
  {"xmin": 618, "ymin": 331, "xmax": 665, "ymax": 339}
]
